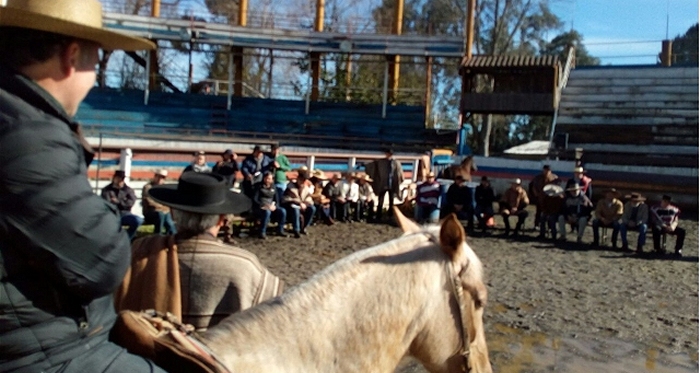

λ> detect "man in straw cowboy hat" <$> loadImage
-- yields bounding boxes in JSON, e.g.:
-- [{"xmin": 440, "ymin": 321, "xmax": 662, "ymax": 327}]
[
  {"xmin": 499, "ymin": 178, "xmax": 530, "ymax": 237},
  {"xmin": 619, "ymin": 192, "xmax": 649, "ymax": 252},
  {"xmin": 0, "ymin": 1, "xmax": 164, "ymax": 372},
  {"xmin": 591, "ymin": 188, "xmax": 624, "ymax": 249}
]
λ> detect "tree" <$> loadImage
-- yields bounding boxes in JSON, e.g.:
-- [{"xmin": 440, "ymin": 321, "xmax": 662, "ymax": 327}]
[
  {"xmin": 672, "ymin": 23, "xmax": 698, "ymax": 65},
  {"xmin": 541, "ymin": 30, "xmax": 599, "ymax": 66}
]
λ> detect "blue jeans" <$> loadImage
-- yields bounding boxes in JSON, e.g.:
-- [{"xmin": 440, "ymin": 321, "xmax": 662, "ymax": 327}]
[
  {"xmin": 257, "ymin": 207, "xmax": 287, "ymax": 235},
  {"xmin": 620, "ymin": 223, "xmax": 647, "ymax": 248},
  {"xmin": 120, "ymin": 212, "xmax": 143, "ymax": 240},
  {"xmin": 144, "ymin": 211, "xmax": 177, "ymax": 235},
  {"xmin": 275, "ymin": 182, "xmax": 287, "ymax": 203},
  {"xmin": 415, "ymin": 204, "xmax": 440, "ymax": 224},
  {"xmin": 286, "ymin": 205, "xmax": 316, "ymax": 232}
]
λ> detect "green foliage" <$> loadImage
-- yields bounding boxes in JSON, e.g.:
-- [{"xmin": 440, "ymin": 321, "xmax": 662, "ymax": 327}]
[
  {"xmin": 672, "ymin": 23, "xmax": 699, "ymax": 65},
  {"xmin": 541, "ymin": 30, "xmax": 600, "ymax": 66}
]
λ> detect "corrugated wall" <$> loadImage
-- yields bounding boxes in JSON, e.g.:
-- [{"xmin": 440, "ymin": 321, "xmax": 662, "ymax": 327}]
[{"xmin": 554, "ymin": 66, "xmax": 699, "ymax": 168}]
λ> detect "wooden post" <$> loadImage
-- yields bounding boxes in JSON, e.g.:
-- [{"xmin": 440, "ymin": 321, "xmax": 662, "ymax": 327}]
[
  {"xmin": 148, "ymin": 0, "xmax": 160, "ymax": 91},
  {"xmin": 233, "ymin": 0, "xmax": 248, "ymax": 97},
  {"xmin": 465, "ymin": 0, "xmax": 475, "ymax": 58},
  {"xmin": 382, "ymin": 59, "xmax": 389, "ymax": 118},
  {"xmin": 424, "ymin": 56, "xmax": 433, "ymax": 127},
  {"xmin": 388, "ymin": 0, "xmax": 403, "ymax": 104},
  {"xmin": 310, "ymin": 0, "xmax": 324, "ymax": 102},
  {"xmin": 268, "ymin": 49, "xmax": 274, "ymax": 98},
  {"xmin": 661, "ymin": 40, "xmax": 673, "ymax": 66},
  {"xmin": 345, "ymin": 54, "xmax": 353, "ymax": 101}
]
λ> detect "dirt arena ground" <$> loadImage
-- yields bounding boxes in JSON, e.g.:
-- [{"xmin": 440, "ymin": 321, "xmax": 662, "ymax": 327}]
[{"xmin": 237, "ymin": 206, "xmax": 699, "ymax": 372}]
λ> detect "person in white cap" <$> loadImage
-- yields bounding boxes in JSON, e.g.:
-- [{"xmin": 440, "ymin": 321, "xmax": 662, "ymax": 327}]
[
  {"xmin": 143, "ymin": 169, "xmax": 177, "ymax": 235},
  {"xmin": 499, "ymin": 178, "xmax": 530, "ymax": 237},
  {"xmin": 566, "ymin": 165, "xmax": 593, "ymax": 200},
  {"xmin": 0, "ymin": 1, "xmax": 167, "ymax": 372}
]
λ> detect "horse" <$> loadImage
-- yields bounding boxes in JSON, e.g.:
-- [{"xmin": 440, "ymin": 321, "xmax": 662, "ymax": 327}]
[
  {"xmin": 440, "ymin": 156, "xmax": 477, "ymax": 182},
  {"xmin": 199, "ymin": 209, "xmax": 492, "ymax": 373}
]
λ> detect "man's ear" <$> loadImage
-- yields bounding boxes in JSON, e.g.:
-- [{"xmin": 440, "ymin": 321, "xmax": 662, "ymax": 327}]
[{"xmin": 59, "ymin": 41, "xmax": 81, "ymax": 76}]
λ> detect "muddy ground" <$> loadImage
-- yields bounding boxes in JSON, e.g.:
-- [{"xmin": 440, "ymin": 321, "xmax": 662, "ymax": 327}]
[{"xmin": 236, "ymin": 206, "xmax": 698, "ymax": 372}]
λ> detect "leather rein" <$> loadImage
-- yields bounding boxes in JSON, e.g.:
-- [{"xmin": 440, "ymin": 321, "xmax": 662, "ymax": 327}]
[{"xmin": 446, "ymin": 261, "xmax": 472, "ymax": 373}]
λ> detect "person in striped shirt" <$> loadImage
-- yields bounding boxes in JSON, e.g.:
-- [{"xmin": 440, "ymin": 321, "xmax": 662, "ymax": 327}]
[
  {"xmin": 650, "ymin": 195, "xmax": 685, "ymax": 257},
  {"xmin": 414, "ymin": 172, "xmax": 442, "ymax": 224}
]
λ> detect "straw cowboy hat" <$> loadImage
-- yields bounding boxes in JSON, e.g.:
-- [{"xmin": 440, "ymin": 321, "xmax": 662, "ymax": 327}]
[
  {"xmin": 148, "ymin": 172, "xmax": 252, "ymax": 215},
  {"xmin": 0, "ymin": 0, "xmax": 154, "ymax": 51},
  {"xmin": 155, "ymin": 169, "xmax": 168, "ymax": 178},
  {"xmin": 311, "ymin": 169, "xmax": 328, "ymax": 181},
  {"xmin": 624, "ymin": 192, "xmax": 646, "ymax": 202},
  {"xmin": 543, "ymin": 184, "xmax": 564, "ymax": 197},
  {"xmin": 358, "ymin": 173, "xmax": 373, "ymax": 182}
]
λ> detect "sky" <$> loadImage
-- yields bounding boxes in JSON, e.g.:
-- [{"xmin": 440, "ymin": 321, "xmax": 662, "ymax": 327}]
[{"xmin": 549, "ymin": 0, "xmax": 699, "ymax": 65}]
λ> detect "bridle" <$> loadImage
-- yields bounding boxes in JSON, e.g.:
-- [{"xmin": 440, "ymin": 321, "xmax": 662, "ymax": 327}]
[{"xmin": 446, "ymin": 261, "xmax": 471, "ymax": 373}]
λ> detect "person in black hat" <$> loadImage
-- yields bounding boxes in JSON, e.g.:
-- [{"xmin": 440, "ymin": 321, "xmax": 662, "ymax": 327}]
[
  {"xmin": 650, "ymin": 194, "xmax": 685, "ymax": 256},
  {"xmin": 213, "ymin": 148, "xmax": 239, "ymax": 188},
  {"xmin": 146, "ymin": 172, "xmax": 284, "ymax": 329},
  {"xmin": 620, "ymin": 192, "xmax": 649, "ymax": 252},
  {"xmin": 241, "ymin": 145, "xmax": 273, "ymax": 199},
  {"xmin": 474, "ymin": 175, "xmax": 496, "ymax": 233},
  {"xmin": 101, "ymin": 170, "xmax": 143, "ymax": 240},
  {"xmin": 363, "ymin": 148, "xmax": 404, "ymax": 222}
]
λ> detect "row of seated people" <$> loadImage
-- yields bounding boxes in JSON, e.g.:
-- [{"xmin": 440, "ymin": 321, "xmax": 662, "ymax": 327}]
[
  {"xmin": 251, "ymin": 169, "xmax": 377, "ymax": 239},
  {"xmin": 531, "ymin": 182, "xmax": 685, "ymax": 256}
]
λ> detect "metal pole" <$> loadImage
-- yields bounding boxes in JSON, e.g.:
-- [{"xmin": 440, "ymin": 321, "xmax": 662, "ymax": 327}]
[
  {"xmin": 382, "ymin": 59, "xmax": 389, "ymax": 118},
  {"xmin": 144, "ymin": 50, "xmax": 150, "ymax": 105},
  {"xmin": 227, "ymin": 49, "xmax": 234, "ymax": 110},
  {"xmin": 308, "ymin": 155, "xmax": 316, "ymax": 171}
]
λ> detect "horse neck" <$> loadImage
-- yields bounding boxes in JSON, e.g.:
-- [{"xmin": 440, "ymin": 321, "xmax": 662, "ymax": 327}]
[{"xmin": 202, "ymin": 236, "xmax": 446, "ymax": 373}]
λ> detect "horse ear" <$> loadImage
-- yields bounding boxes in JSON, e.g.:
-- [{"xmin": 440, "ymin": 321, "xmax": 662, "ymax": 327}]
[
  {"xmin": 393, "ymin": 206, "xmax": 421, "ymax": 233},
  {"xmin": 439, "ymin": 213, "xmax": 465, "ymax": 260}
]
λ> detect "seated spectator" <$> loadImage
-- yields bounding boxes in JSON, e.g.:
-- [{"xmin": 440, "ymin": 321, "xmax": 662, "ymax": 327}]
[
  {"xmin": 310, "ymin": 170, "xmax": 334, "ymax": 225},
  {"xmin": 183, "ymin": 150, "xmax": 211, "ymax": 173},
  {"xmin": 650, "ymin": 195, "xmax": 685, "ymax": 256},
  {"xmin": 414, "ymin": 172, "xmax": 441, "ymax": 224},
  {"xmin": 142, "ymin": 169, "xmax": 177, "ymax": 235},
  {"xmin": 342, "ymin": 172, "xmax": 360, "ymax": 222},
  {"xmin": 529, "ymin": 165, "xmax": 560, "ymax": 230},
  {"xmin": 566, "ymin": 165, "xmax": 593, "ymax": 201},
  {"xmin": 253, "ymin": 172, "xmax": 288, "ymax": 239},
  {"xmin": 282, "ymin": 169, "xmax": 316, "ymax": 238},
  {"xmin": 323, "ymin": 173, "xmax": 347, "ymax": 222},
  {"xmin": 475, "ymin": 176, "xmax": 497, "ymax": 233},
  {"xmin": 591, "ymin": 188, "xmax": 623, "ymax": 248},
  {"xmin": 539, "ymin": 184, "xmax": 564, "ymax": 240},
  {"xmin": 357, "ymin": 174, "xmax": 376, "ymax": 222},
  {"xmin": 101, "ymin": 170, "xmax": 143, "ymax": 239},
  {"xmin": 137, "ymin": 172, "xmax": 284, "ymax": 330},
  {"xmin": 557, "ymin": 183, "xmax": 593, "ymax": 243},
  {"xmin": 619, "ymin": 192, "xmax": 649, "ymax": 252},
  {"xmin": 212, "ymin": 149, "xmax": 239, "ymax": 189},
  {"xmin": 241, "ymin": 145, "xmax": 272, "ymax": 199},
  {"xmin": 499, "ymin": 178, "xmax": 529, "ymax": 237},
  {"xmin": 445, "ymin": 175, "xmax": 473, "ymax": 228}
]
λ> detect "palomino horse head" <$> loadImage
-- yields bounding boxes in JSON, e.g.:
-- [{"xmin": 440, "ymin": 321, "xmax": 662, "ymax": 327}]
[{"xmin": 394, "ymin": 208, "xmax": 492, "ymax": 373}]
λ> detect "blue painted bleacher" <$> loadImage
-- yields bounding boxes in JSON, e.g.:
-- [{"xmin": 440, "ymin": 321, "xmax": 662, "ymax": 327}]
[{"xmin": 76, "ymin": 88, "xmax": 454, "ymax": 151}]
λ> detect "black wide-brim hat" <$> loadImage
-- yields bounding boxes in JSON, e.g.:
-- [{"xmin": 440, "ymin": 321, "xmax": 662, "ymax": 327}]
[{"xmin": 148, "ymin": 172, "xmax": 251, "ymax": 215}]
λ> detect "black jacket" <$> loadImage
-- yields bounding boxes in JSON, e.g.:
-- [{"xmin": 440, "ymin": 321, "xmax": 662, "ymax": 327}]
[{"xmin": 0, "ymin": 66, "xmax": 132, "ymax": 372}]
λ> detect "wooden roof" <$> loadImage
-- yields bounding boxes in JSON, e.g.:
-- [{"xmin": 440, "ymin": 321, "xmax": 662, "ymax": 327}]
[{"xmin": 461, "ymin": 55, "xmax": 559, "ymax": 70}]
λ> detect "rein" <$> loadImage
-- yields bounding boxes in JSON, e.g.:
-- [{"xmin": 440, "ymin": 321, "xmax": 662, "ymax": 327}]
[{"xmin": 446, "ymin": 261, "xmax": 471, "ymax": 373}]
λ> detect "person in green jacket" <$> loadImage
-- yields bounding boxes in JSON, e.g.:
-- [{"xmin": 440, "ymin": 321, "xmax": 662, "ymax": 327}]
[{"xmin": 270, "ymin": 144, "xmax": 292, "ymax": 201}]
